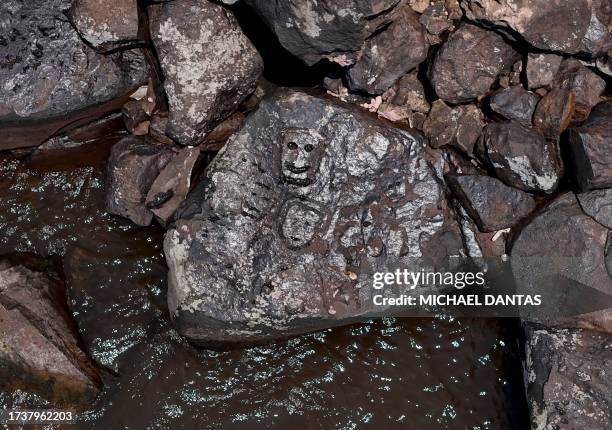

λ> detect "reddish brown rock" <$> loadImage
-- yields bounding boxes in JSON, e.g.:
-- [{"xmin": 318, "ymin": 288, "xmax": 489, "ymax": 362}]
[
  {"xmin": 526, "ymin": 53, "xmax": 563, "ymax": 90},
  {"xmin": 533, "ymin": 88, "xmax": 575, "ymax": 140},
  {"xmin": 553, "ymin": 59, "xmax": 606, "ymax": 123},
  {"xmin": 122, "ymin": 100, "xmax": 150, "ymax": 135},
  {"xmin": 490, "ymin": 86, "xmax": 539, "ymax": 128},
  {"xmin": 429, "ymin": 23, "xmax": 518, "ymax": 103},
  {"xmin": 478, "ymin": 122, "xmax": 563, "ymax": 193},
  {"xmin": 447, "ymin": 174, "xmax": 536, "ymax": 232},
  {"xmin": 69, "ymin": 0, "xmax": 142, "ymax": 53},
  {"xmin": 146, "ymin": 147, "xmax": 200, "ymax": 227},
  {"xmin": 423, "ymin": 100, "xmax": 485, "ymax": 155},
  {"xmin": 0, "ymin": 260, "xmax": 100, "ymax": 407},
  {"xmin": 347, "ymin": 4, "xmax": 428, "ymax": 95},
  {"xmin": 566, "ymin": 102, "xmax": 612, "ymax": 191},
  {"xmin": 105, "ymin": 136, "xmax": 175, "ymax": 226}
]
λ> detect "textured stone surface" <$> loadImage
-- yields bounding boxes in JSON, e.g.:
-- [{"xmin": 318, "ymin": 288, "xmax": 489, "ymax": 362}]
[
  {"xmin": 244, "ymin": 0, "xmax": 402, "ymax": 66},
  {"xmin": 553, "ymin": 58, "xmax": 606, "ymax": 123},
  {"xmin": 524, "ymin": 327, "xmax": 612, "ymax": 430},
  {"xmin": 460, "ymin": 0, "xmax": 609, "ymax": 56},
  {"xmin": 490, "ymin": 86, "xmax": 539, "ymax": 128},
  {"xmin": 533, "ymin": 88, "xmax": 575, "ymax": 140},
  {"xmin": 146, "ymin": 147, "xmax": 200, "ymax": 227},
  {"xmin": 0, "ymin": 0, "xmax": 148, "ymax": 134},
  {"xmin": 149, "ymin": 0, "xmax": 263, "ymax": 145},
  {"xmin": 377, "ymin": 72, "xmax": 430, "ymax": 123},
  {"xmin": 429, "ymin": 23, "xmax": 518, "ymax": 103},
  {"xmin": 69, "ymin": 0, "xmax": 141, "ymax": 53},
  {"xmin": 447, "ymin": 174, "xmax": 536, "ymax": 232},
  {"xmin": 165, "ymin": 89, "xmax": 473, "ymax": 344},
  {"xmin": 423, "ymin": 101, "xmax": 485, "ymax": 155},
  {"xmin": 526, "ymin": 53, "xmax": 563, "ymax": 90},
  {"xmin": 511, "ymin": 193, "xmax": 612, "ymax": 332},
  {"xmin": 106, "ymin": 136, "xmax": 175, "ymax": 226},
  {"xmin": 578, "ymin": 189, "xmax": 612, "ymax": 230},
  {"xmin": 566, "ymin": 102, "xmax": 612, "ymax": 191},
  {"xmin": 0, "ymin": 260, "xmax": 100, "ymax": 407},
  {"xmin": 478, "ymin": 122, "xmax": 563, "ymax": 193},
  {"xmin": 346, "ymin": 4, "xmax": 427, "ymax": 95}
]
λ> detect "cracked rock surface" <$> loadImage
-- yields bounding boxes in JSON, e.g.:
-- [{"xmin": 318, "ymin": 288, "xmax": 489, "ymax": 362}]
[{"xmin": 165, "ymin": 88, "xmax": 473, "ymax": 344}]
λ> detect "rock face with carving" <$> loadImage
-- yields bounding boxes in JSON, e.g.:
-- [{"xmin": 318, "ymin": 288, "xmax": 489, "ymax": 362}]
[{"xmin": 165, "ymin": 89, "xmax": 473, "ymax": 344}]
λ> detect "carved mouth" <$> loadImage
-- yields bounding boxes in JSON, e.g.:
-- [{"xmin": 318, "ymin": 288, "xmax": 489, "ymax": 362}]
[{"xmin": 284, "ymin": 162, "xmax": 310, "ymax": 174}]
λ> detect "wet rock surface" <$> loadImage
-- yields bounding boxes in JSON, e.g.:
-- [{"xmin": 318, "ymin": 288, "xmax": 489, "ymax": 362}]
[
  {"xmin": 165, "ymin": 89, "xmax": 471, "ymax": 344},
  {"xmin": 489, "ymin": 87, "xmax": 539, "ymax": 128},
  {"xmin": 0, "ymin": 259, "xmax": 100, "ymax": 407},
  {"xmin": 478, "ymin": 122, "xmax": 563, "ymax": 193},
  {"xmin": 566, "ymin": 102, "xmax": 612, "ymax": 191},
  {"xmin": 0, "ymin": 0, "xmax": 148, "ymax": 148},
  {"xmin": 149, "ymin": 0, "xmax": 263, "ymax": 145},
  {"xmin": 447, "ymin": 174, "xmax": 536, "ymax": 232},
  {"xmin": 105, "ymin": 136, "xmax": 175, "ymax": 226},
  {"xmin": 429, "ymin": 23, "xmax": 518, "ymax": 103},
  {"xmin": 69, "ymin": 0, "xmax": 142, "ymax": 53},
  {"xmin": 346, "ymin": 4, "xmax": 427, "ymax": 95},
  {"xmin": 511, "ymin": 193, "xmax": 612, "ymax": 332},
  {"xmin": 524, "ymin": 327, "xmax": 612, "ymax": 430}
]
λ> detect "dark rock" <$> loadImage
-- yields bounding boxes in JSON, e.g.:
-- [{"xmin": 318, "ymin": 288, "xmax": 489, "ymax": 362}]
[
  {"xmin": 149, "ymin": 114, "xmax": 175, "ymax": 145},
  {"xmin": 578, "ymin": 189, "xmax": 612, "ymax": 229},
  {"xmin": 164, "ymin": 88, "xmax": 473, "ymax": 344},
  {"xmin": 478, "ymin": 121, "xmax": 563, "ymax": 193},
  {"xmin": 423, "ymin": 100, "xmax": 485, "ymax": 155},
  {"xmin": 526, "ymin": 53, "xmax": 563, "ymax": 90},
  {"xmin": 420, "ymin": 1, "xmax": 456, "ymax": 35},
  {"xmin": 511, "ymin": 193, "xmax": 612, "ymax": 332},
  {"xmin": 447, "ymin": 174, "xmax": 536, "ymax": 232},
  {"xmin": 390, "ymin": 72, "xmax": 430, "ymax": 114},
  {"xmin": 553, "ymin": 58, "xmax": 606, "ymax": 123},
  {"xmin": 0, "ymin": 0, "xmax": 149, "ymax": 149},
  {"xmin": 243, "ymin": 0, "xmax": 402, "ymax": 66},
  {"xmin": 69, "ymin": 0, "xmax": 142, "ymax": 53},
  {"xmin": 105, "ymin": 136, "xmax": 175, "ymax": 226},
  {"xmin": 533, "ymin": 88, "xmax": 575, "ymax": 140},
  {"xmin": 122, "ymin": 100, "xmax": 150, "ymax": 135},
  {"xmin": 146, "ymin": 147, "xmax": 200, "ymax": 227},
  {"xmin": 201, "ymin": 112, "xmax": 246, "ymax": 152},
  {"xmin": 346, "ymin": 4, "xmax": 428, "ymax": 95},
  {"xmin": 149, "ymin": 0, "xmax": 263, "ymax": 145},
  {"xmin": 490, "ymin": 86, "xmax": 539, "ymax": 128},
  {"xmin": 524, "ymin": 327, "xmax": 612, "ymax": 430},
  {"xmin": 0, "ymin": 260, "xmax": 100, "ymax": 407},
  {"xmin": 566, "ymin": 102, "xmax": 612, "ymax": 191},
  {"xmin": 460, "ymin": 0, "xmax": 607, "ymax": 56},
  {"xmin": 429, "ymin": 23, "xmax": 518, "ymax": 103}
]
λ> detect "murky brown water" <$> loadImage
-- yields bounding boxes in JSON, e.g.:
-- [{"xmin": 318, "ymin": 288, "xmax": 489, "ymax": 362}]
[{"xmin": 0, "ymin": 153, "xmax": 528, "ymax": 429}]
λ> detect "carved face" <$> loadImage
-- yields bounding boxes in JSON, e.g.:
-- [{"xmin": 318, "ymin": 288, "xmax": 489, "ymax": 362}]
[
  {"xmin": 280, "ymin": 199, "xmax": 323, "ymax": 250},
  {"xmin": 380, "ymin": 169, "xmax": 410, "ymax": 207},
  {"xmin": 280, "ymin": 128, "xmax": 325, "ymax": 187}
]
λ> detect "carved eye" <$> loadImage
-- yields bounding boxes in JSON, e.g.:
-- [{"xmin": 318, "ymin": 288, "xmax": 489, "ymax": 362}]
[
  {"xmin": 304, "ymin": 143, "xmax": 314, "ymax": 152},
  {"xmin": 287, "ymin": 141, "xmax": 298, "ymax": 150}
]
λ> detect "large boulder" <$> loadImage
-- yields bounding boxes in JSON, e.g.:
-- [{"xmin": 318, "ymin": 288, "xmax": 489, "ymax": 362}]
[
  {"xmin": 524, "ymin": 327, "xmax": 612, "ymax": 430},
  {"xmin": 429, "ymin": 23, "xmax": 518, "ymax": 104},
  {"xmin": 511, "ymin": 193, "xmax": 612, "ymax": 332},
  {"xmin": 460, "ymin": 0, "xmax": 611, "ymax": 57},
  {"xmin": 243, "ymin": 0, "xmax": 403, "ymax": 66},
  {"xmin": 69, "ymin": 0, "xmax": 142, "ymax": 53},
  {"xmin": 0, "ymin": 0, "xmax": 149, "ymax": 150},
  {"xmin": 149, "ymin": 0, "xmax": 263, "ymax": 145},
  {"xmin": 165, "ymin": 89, "xmax": 473, "ymax": 344},
  {"xmin": 0, "ymin": 258, "xmax": 100, "ymax": 407},
  {"xmin": 346, "ymin": 4, "xmax": 428, "ymax": 95}
]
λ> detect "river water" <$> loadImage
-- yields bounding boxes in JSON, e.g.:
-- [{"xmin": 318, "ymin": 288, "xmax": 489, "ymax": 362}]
[{"xmin": 0, "ymin": 151, "xmax": 528, "ymax": 429}]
